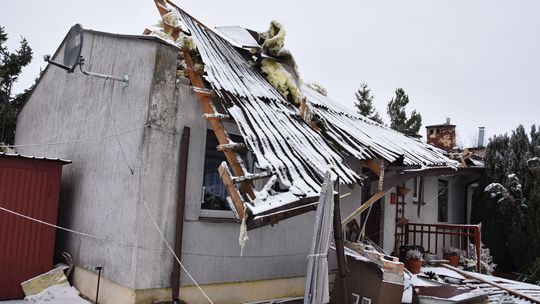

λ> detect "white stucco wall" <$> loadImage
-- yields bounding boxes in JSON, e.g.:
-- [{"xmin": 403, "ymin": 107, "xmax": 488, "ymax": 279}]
[{"xmin": 379, "ymin": 175, "xmax": 465, "ymax": 256}]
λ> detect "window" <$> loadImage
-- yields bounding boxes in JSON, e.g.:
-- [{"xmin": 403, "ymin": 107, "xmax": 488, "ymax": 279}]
[
  {"xmin": 201, "ymin": 130, "xmax": 251, "ymax": 212},
  {"xmin": 413, "ymin": 177, "xmax": 419, "ymax": 201},
  {"xmin": 412, "ymin": 176, "xmax": 424, "ymax": 203},
  {"xmin": 438, "ymin": 179, "xmax": 449, "ymax": 222}
]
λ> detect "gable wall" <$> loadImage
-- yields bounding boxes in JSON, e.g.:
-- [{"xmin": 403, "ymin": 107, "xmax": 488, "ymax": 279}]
[
  {"xmin": 14, "ymin": 31, "xmax": 175, "ymax": 289},
  {"xmin": 13, "ymin": 29, "xmax": 366, "ymax": 293}
]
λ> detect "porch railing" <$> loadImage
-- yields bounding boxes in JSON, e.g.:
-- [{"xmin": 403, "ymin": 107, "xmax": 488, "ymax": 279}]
[{"xmin": 403, "ymin": 223, "xmax": 481, "ymax": 272}]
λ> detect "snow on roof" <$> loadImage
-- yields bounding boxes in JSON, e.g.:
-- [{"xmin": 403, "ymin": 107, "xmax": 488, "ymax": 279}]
[
  {"xmin": 465, "ymin": 271, "xmax": 540, "ymax": 304},
  {"xmin": 303, "ymin": 86, "xmax": 457, "ymax": 166},
  {"xmin": 171, "ymin": 5, "xmax": 456, "ymax": 198},
  {"xmin": 0, "ymin": 152, "xmax": 71, "ymax": 164},
  {"xmin": 176, "ymin": 8, "xmax": 358, "ymax": 197},
  {"xmin": 412, "ymin": 267, "xmax": 540, "ymax": 304}
]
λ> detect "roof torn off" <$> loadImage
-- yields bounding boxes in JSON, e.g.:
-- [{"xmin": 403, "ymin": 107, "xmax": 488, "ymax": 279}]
[{"xmin": 151, "ymin": 2, "xmax": 458, "ymax": 218}]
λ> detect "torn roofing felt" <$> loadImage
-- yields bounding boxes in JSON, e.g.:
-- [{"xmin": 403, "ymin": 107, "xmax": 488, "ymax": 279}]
[{"xmin": 162, "ymin": 5, "xmax": 456, "ymax": 212}]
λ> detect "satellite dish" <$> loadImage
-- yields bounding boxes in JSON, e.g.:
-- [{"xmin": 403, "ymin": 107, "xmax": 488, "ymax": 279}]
[
  {"xmin": 63, "ymin": 24, "xmax": 84, "ymax": 73},
  {"xmin": 44, "ymin": 24, "xmax": 129, "ymax": 83}
]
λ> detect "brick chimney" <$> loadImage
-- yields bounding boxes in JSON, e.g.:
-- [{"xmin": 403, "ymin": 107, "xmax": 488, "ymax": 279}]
[{"xmin": 425, "ymin": 118, "xmax": 456, "ymax": 151}]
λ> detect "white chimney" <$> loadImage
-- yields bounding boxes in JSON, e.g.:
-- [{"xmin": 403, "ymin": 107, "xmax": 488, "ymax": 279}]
[
  {"xmin": 446, "ymin": 117, "xmax": 451, "ymax": 125},
  {"xmin": 478, "ymin": 127, "xmax": 485, "ymax": 147}
]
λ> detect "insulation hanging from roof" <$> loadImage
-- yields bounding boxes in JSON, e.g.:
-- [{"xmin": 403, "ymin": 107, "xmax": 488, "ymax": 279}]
[{"xmin": 258, "ymin": 21, "xmax": 304, "ymax": 108}]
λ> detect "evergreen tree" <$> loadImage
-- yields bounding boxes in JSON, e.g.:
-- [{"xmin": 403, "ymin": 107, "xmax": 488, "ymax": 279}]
[
  {"xmin": 386, "ymin": 88, "xmax": 422, "ymax": 136},
  {"xmin": 471, "ymin": 125, "xmax": 540, "ymax": 275},
  {"xmin": 471, "ymin": 134, "xmax": 513, "ymax": 271},
  {"xmin": 354, "ymin": 82, "xmax": 382, "ymax": 124},
  {"xmin": 0, "ymin": 26, "xmax": 33, "ymax": 145}
]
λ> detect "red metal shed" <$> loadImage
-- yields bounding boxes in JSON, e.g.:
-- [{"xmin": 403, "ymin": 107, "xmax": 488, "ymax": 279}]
[{"xmin": 0, "ymin": 152, "xmax": 70, "ymax": 300}]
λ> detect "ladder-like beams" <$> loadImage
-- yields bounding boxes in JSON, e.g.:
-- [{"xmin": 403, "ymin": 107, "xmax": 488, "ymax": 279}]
[
  {"xmin": 219, "ymin": 163, "xmax": 246, "ymax": 219},
  {"xmin": 150, "ymin": 0, "xmax": 256, "ymax": 219},
  {"xmin": 182, "ymin": 48, "xmax": 255, "ymax": 201}
]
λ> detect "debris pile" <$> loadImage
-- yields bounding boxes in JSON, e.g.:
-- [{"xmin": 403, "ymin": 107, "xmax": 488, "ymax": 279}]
[{"xmin": 17, "ymin": 266, "xmax": 89, "ymax": 304}]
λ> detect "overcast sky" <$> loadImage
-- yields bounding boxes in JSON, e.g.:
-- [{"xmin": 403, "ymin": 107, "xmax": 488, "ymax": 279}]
[{"xmin": 2, "ymin": 0, "xmax": 539, "ymax": 146}]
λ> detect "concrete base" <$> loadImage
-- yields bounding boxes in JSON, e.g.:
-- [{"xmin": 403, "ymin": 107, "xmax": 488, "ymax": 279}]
[{"xmin": 72, "ymin": 266, "xmax": 307, "ymax": 304}]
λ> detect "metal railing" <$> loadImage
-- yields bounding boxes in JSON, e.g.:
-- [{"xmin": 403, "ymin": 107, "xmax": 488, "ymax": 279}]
[{"xmin": 404, "ymin": 223, "xmax": 481, "ymax": 272}]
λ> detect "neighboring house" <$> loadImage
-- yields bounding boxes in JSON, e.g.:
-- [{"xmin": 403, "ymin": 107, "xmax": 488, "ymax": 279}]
[
  {"xmin": 376, "ymin": 120, "xmax": 483, "ymax": 257},
  {"xmin": 12, "ymin": 2, "xmax": 481, "ymax": 304}
]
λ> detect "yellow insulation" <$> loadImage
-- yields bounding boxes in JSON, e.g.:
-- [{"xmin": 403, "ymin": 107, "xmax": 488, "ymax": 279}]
[
  {"xmin": 260, "ymin": 58, "xmax": 301, "ymax": 106},
  {"xmin": 261, "ymin": 20, "xmax": 286, "ymax": 56}
]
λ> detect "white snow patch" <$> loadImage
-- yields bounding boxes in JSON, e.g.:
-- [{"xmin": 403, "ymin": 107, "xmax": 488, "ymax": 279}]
[
  {"xmin": 248, "ymin": 191, "xmax": 318, "ymax": 215},
  {"xmin": 24, "ymin": 284, "xmax": 90, "ymax": 304}
]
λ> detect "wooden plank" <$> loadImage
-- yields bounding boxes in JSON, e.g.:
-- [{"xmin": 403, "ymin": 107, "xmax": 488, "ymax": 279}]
[
  {"xmin": 218, "ymin": 163, "xmax": 245, "ymax": 220},
  {"xmin": 246, "ymin": 196, "xmax": 320, "ymax": 230},
  {"xmin": 440, "ymin": 264, "xmax": 540, "ymax": 304},
  {"xmin": 182, "ymin": 48, "xmax": 255, "ymax": 200},
  {"xmin": 152, "ymin": 0, "xmax": 182, "ymax": 40},
  {"xmin": 232, "ymin": 171, "xmax": 273, "ymax": 184},
  {"xmin": 216, "ymin": 143, "xmax": 245, "ymax": 152},
  {"xmin": 459, "ymin": 155, "xmax": 467, "ymax": 167},
  {"xmin": 342, "ymin": 188, "xmax": 393, "ymax": 225},
  {"xmin": 154, "ymin": 0, "xmax": 170, "ymax": 16},
  {"xmin": 184, "ymin": 66, "xmax": 205, "ymax": 76},
  {"xmin": 203, "ymin": 113, "xmax": 230, "ymax": 120},
  {"xmin": 364, "ymin": 159, "xmax": 382, "ymax": 176},
  {"xmin": 299, "ymin": 97, "xmax": 307, "ymax": 121},
  {"xmin": 191, "ymin": 86, "xmax": 216, "ymax": 98}
]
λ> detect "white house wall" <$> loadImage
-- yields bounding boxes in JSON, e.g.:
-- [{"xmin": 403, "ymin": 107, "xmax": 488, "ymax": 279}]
[
  {"xmin": 15, "ymin": 31, "xmax": 166, "ymax": 289},
  {"xmin": 379, "ymin": 175, "xmax": 465, "ymax": 255},
  {"xmin": 14, "ymin": 30, "xmax": 366, "ymax": 291},
  {"xmin": 178, "ymin": 153, "xmax": 364, "ymax": 285}
]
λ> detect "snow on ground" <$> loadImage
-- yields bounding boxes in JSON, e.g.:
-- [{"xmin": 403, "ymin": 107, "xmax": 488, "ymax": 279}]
[{"xmin": 0, "ymin": 285, "xmax": 89, "ymax": 304}]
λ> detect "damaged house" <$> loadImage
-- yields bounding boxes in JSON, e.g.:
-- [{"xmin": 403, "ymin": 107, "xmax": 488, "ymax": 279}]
[{"xmin": 9, "ymin": 1, "xmax": 488, "ymax": 303}]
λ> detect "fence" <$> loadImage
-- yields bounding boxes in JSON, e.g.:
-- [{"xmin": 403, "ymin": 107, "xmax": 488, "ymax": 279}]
[{"xmin": 403, "ymin": 223, "xmax": 481, "ymax": 272}]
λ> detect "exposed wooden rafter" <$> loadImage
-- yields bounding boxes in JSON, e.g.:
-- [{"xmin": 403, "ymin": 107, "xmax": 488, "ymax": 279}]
[
  {"xmin": 341, "ymin": 188, "xmax": 393, "ymax": 225},
  {"xmin": 364, "ymin": 159, "xmax": 383, "ymax": 176},
  {"xmin": 150, "ymin": 0, "xmax": 256, "ymax": 221}
]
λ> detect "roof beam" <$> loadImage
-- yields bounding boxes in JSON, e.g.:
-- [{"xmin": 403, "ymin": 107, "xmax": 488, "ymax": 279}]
[
  {"xmin": 218, "ymin": 163, "xmax": 245, "ymax": 220},
  {"xmin": 341, "ymin": 188, "xmax": 393, "ymax": 225},
  {"xmin": 363, "ymin": 159, "xmax": 382, "ymax": 176}
]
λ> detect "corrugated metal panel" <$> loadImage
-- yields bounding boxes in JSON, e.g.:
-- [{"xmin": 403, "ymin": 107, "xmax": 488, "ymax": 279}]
[
  {"xmin": 169, "ymin": 5, "xmax": 457, "ymax": 169},
  {"xmin": 175, "ymin": 7, "xmax": 359, "ymax": 196},
  {"xmin": 0, "ymin": 152, "xmax": 71, "ymax": 164},
  {"xmin": 0, "ymin": 156, "xmax": 65, "ymax": 300}
]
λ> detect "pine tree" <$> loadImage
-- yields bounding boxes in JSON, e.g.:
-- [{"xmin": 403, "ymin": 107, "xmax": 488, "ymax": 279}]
[
  {"xmin": 0, "ymin": 26, "xmax": 33, "ymax": 145},
  {"xmin": 386, "ymin": 88, "xmax": 422, "ymax": 136},
  {"xmin": 354, "ymin": 82, "xmax": 382, "ymax": 124},
  {"xmin": 471, "ymin": 125, "xmax": 540, "ymax": 274}
]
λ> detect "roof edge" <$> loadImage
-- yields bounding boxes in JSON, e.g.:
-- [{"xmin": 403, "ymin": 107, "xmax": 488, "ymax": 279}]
[{"xmin": 0, "ymin": 152, "xmax": 71, "ymax": 164}]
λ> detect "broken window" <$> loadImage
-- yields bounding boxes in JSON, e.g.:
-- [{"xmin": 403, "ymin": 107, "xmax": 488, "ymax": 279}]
[
  {"xmin": 438, "ymin": 179, "xmax": 449, "ymax": 222},
  {"xmin": 201, "ymin": 130, "xmax": 252, "ymax": 211}
]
